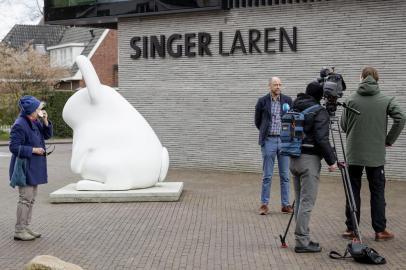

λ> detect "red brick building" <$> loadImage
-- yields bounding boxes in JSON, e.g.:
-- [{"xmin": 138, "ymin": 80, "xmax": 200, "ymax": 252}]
[{"xmin": 87, "ymin": 29, "xmax": 118, "ymax": 88}]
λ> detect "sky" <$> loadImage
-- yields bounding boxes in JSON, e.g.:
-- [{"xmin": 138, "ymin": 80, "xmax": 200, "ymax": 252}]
[{"xmin": 0, "ymin": 0, "xmax": 43, "ymax": 40}]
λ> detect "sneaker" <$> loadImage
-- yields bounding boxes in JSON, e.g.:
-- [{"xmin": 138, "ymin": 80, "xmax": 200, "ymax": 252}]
[
  {"xmin": 14, "ymin": 230, "xmax": 36, "ymax": 241},
  {"xmin": 281, "ymin": 205, "xmax": 293, "ymax": 214},
  {"xmin": 375, "ymin": 230, "xmax": 394, "ymax": 241},
  {"xmin": 26, "ymin": 228, "xmax": 41, "ymax": 238},
  {"xmin": 259, "ymin": 204, "xmax": 269, "ymax": 215},
  {"xmin": 342, "ymin": 229, "xmax": 356, "ymax": 239},
  {"xmin": 294, "ymin": 242, "xmax": 322, "ymax": 253},
  {"xmin": 309, "ymin": 241, "xmax": 319, "ymax": 247}
]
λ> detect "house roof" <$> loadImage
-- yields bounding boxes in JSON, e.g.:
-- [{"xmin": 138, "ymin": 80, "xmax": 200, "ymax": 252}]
[
  {"xmin": 60, "ymin": 27, "xmax": 106, "ymax": 75},
  {"xmin": 1, "ymin": 24, "xmax": 67, "ymax": 48},
  {"xmin": 1, "ymin": 24, "xmax": 110, "ymax": 80}
]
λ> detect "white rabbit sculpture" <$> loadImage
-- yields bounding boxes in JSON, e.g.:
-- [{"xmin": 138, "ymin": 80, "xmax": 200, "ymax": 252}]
[{"xmin": 63, "ymin": 55, "xmax": 169, "ymax": 190}]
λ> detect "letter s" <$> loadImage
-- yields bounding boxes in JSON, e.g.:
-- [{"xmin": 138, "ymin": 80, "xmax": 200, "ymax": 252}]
[{"xmin": 130, "ymin": 37, "xmax": 141, "ymax": 59}]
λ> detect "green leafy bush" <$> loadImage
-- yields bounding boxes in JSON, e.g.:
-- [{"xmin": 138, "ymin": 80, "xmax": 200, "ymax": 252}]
[
  {"xmin": 0, "ymin": 130, "xmax": 9, "ymax": 141},
  {"xmin": 47, "ymin": 91, "xmax": 74, "ymax": 138},
  {"xmin": 0, "ymin": 91, "xmax": 74, "ymax": 138},
  {"xmin": 0, "ymin": 94, "xmax": 19, "ymax": 127}
]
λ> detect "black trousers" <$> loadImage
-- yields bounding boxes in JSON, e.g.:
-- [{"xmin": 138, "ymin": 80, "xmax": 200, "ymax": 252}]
[{"xmin": 345, "ymin": 165, "xmax": 387, "ymax": 233}]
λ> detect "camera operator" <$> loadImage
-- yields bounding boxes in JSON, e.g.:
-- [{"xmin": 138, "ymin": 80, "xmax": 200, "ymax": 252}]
[
  {"xmin": 290, "ymin": 82, "xmax": 337, "ymax": 253},
  {"xmin": 340, "ymin": 67, "xmax": 406, "ymax": 241}
]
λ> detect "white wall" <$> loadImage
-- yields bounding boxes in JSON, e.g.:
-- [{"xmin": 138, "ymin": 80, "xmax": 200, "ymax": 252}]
[{"xmin": 118, "ymin": 0, "xmax": 406, "ymax": 180}]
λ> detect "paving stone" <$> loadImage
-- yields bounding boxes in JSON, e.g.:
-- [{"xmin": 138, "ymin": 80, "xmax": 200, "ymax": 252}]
[{"xmin": 1, "ymin": 144, "xmax": 405, "ymax": 269}]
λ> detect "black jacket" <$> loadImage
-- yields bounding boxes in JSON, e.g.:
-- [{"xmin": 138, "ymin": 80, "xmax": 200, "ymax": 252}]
[
  {"xmin": 292, "ymin": 93, "xmax": 336, "ymax": 165},
  {"xmin": 255, "ymin": 93, "xmax": 293, "ymax": 146}
]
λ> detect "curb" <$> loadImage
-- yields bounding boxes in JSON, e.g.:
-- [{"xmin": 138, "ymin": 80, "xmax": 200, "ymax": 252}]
[{"xmin": 0, "ymin": 139, "xmax": 72, "ymax": 147}]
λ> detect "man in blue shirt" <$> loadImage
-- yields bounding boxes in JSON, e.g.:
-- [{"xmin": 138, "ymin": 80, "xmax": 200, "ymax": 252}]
[{"xmin": 255, "ymin": 77, "xmax": 293, "ymax": 215}]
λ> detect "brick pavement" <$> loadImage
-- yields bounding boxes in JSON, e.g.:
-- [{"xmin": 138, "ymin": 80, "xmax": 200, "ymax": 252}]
[{"xmin": 0, "ymin": 144, "xmax": 405, "ymax": 270}]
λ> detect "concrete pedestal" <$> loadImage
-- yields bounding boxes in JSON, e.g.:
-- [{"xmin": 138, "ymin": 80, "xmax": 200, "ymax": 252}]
[{"xmin": 49, "ymin": 182, "xmax": 183, "ymax": 203}]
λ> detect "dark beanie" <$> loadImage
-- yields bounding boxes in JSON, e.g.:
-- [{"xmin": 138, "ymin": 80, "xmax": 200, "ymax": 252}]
[
  {"xmin": 18, "ymin": 96, "xmax": 41, "ymax": 116},
  {"xmin": 305, "ymin": 81, "xmax": 324, "ymax": 101}
]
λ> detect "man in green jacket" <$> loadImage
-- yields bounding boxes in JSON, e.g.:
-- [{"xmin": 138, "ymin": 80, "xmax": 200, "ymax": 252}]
[{"xmin": 340, "ymin": 66, "xmax": 406, "ymax": 241}]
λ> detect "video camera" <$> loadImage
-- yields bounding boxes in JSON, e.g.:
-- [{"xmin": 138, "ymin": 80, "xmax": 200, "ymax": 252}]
[{"xmin": 316, "ymin": 67, "xmax": 347, "ymax": 115}]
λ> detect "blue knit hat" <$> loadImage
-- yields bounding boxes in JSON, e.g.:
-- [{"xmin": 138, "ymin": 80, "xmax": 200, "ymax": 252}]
[{"xmin": 18, "ymin": 96, "xmax": 42, "ymax": 116}]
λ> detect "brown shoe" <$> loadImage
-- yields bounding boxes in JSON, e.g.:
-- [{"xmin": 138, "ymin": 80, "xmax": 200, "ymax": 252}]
[
  {"xmin": 281, "ymin": 205, "xmax": 293, "ymax": 214},
  {"xmin": 342, "ymin": 229, "xmax": 356, "ymax": 239},
  {"xmin": 375, "ymin": 230, "xmax": 394, "ymax": 241},
  {"xmin": 259, "ymin": 204, "xmax": 269, "ymax": 215}
]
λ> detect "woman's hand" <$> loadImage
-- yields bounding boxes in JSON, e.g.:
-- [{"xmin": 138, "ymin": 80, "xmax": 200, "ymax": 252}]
[
  {"xmin": 42, "ymin": 110, "xmax": 49, "ymax": 126},
  {"xmin": 32, "ymin": 147, "xmax": 45, "ymax": 155}
]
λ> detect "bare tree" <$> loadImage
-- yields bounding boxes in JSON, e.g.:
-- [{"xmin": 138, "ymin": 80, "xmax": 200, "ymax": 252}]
[
  {"xmin": 36, "ymin": 0, "xmax": 44, "ymax": 15},
  {"xmin": 0, "ymin": 42, "xmax": 69, "ymax": 125},
  {"xmin": 20, "ymin": 0, "xmax": 43, "ymax": 19}
]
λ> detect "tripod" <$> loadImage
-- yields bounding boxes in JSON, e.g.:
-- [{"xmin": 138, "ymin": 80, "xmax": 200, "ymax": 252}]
[
  {"xmin": 328, "ymin": 103, "xmax": 386, "ymax": 264},
  {"xmin": 328, "ymin": 103, "xmax": 362, "ymax": 243}
]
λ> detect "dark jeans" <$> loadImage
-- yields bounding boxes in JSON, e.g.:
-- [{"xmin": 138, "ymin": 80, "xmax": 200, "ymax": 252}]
[{"xmin": 345, "ymin": 165, "xmax": 387, "ymax": 233}]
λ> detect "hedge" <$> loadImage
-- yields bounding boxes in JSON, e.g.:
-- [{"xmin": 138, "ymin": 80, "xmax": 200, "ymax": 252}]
[
  {"xmin": 0, "ymin": 94, "xmax": 19, "ymax": 127},
  {"xmin": 0, "ymin": 91, "xmax": 74, "ymax": 138},
  {"xmin": 47, "ymin": 91, "xmax": 74, "ymax": 138}
]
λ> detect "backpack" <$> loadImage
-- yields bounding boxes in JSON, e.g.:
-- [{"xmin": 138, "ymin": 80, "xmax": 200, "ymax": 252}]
[{"xmin": 280, "ymin": 104, "xmax": 321, "ymax": 157}]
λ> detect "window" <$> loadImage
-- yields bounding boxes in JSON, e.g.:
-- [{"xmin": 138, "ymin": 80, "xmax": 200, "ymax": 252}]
[
  {"xmin": 34, "ymin": 44, "xmax": 46, "ymax": 54},
  {"xmin": 48, "ymin": 43, "xmax": 85, "ymax": 68}
]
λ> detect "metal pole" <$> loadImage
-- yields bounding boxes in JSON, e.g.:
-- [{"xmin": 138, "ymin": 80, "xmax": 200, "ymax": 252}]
[{"xmin": 330, "ymin": 116, "xmax": 362, "ymax": 243}]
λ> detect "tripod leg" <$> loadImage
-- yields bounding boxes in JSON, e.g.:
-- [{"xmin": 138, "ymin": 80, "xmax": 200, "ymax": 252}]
[
  {"xmin": 343, "ymin": 166, "xmax": 362, "ymax": 242},
  {"xmin": 280, "ymin": 200, "xmax": 295, "ymax": 248},
  {"xmin": 332, "ymin": 119, "xmax": 363, "ymax": 243}
]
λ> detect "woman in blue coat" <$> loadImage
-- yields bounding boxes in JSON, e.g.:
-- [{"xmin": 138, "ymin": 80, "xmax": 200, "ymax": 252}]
[{"xmin": 9, "ymin": 95, "xmax": 53, "ymax": 241}]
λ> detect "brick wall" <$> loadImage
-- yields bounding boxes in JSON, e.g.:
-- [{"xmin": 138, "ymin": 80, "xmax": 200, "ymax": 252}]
[
  {"xmin": 90, "ymin": 29, "xmax": 118, "ymax": 87},
  {"xmin": 118, "ymin": 0, "xmax": 406, "ymax": 180}
]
